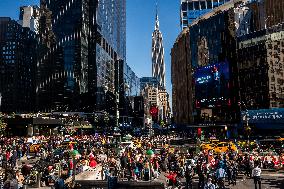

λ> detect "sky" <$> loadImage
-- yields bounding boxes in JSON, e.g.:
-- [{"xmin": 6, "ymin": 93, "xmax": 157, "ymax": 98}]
[
  {"xmin": 0, "ymin": 0, "xmax": 181, "ymax": 98},
  {"xmin": 127, "ymin": 0, "xmax": 180, "ymax": 96}
]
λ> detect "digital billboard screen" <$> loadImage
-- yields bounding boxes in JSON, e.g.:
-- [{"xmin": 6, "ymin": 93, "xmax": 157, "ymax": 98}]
[{"xmin": 194, "ymin": 61, "xmax": 230, "ymax": 108}]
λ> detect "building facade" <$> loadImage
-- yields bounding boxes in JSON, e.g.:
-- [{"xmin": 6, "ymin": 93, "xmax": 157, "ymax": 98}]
[
  {"xmin": 141, "ymin": 85, "xmax": 159, "ymax": 124},
  {"xmin": 171, "ymin": 29, "xmax": 194, "ymax": 125},
  {"xmin": 173, "ymin": 0, "xmax": 284, "ymax": 128},
  {"xmin": 237, "ymin": 0, "xmax": 284, "ymax": 110},
  {"xmin": 0, "ymin": 17, "xmax": 38, "ymax": 113},
  {"xmin": 36, "ymin": 0, "xmax": 126, "ymax": 113},
  {"xmin": 140, "ymin": 77, "xmax": 158, "ymax": 91},
  {"xmin": 18, "ymin": 5, "xmax": 40, "ymax": 33},
  {"xmin": 180, "ymin": 0, "xmax": 232, "ymax": 30},
  {"xmin": 172, "ymin": 1, "xmax": 243, "ymax": 126},
  {"xmin": 158, "ymin": 88, "xmax": 171, "ymax": 121},
  {"xmin": 152, "ymin": 9, "xmax": 166, "ymax": 89}
]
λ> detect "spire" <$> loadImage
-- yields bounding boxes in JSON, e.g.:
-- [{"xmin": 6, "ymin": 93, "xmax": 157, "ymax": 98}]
[{"xmin": 155, "ymin": 0, "xmax": 159, "ymax": 30}]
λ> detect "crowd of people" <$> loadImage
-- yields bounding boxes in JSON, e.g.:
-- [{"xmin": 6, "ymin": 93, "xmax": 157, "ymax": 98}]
[{"xmin": 0, "ymin": 134, "xmax": 282, "ymax": 189}]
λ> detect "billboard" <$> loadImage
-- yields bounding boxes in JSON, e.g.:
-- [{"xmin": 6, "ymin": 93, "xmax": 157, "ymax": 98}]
[
  {"xmin": 241, "ymin": 108, "xmax": 284, "ymax": 124},
  {"xmin": 194, "ymin": 61, "xmax": 230, "ymax": 108}
]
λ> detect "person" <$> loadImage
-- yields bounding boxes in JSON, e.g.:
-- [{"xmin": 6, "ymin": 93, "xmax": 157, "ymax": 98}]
[
  {"xmin": 204, "ymin": 178, "xmax": 216, "ymax": 189},
  {"xmin": 252, "ymin": 163, "xmax": 261, "ymax": 189},
  {"xmin": 197, "ymin": 162, "xmax": 205, "ymax": 189},
  {"xmin": 216, "ymin": 166, "xmax": 226, "ymax": 189},
  {"xmin": 3, "ymin": 169, "xmax": 18, "ymax": 189},
  {"xmin": 54, "ymin": 175, "xmax": 65, "ymax": 189},
  {"xmin": 184, "ymin": 164, "xmax": 194, "ymax": 189},
  {"xmin": 166, "ymin": 171, "xmax": 177, "ymax": 187}
]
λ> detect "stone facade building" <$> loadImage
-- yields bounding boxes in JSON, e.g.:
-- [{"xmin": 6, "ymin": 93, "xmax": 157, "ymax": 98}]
[{"xmin": 171, "ymin": 29, "xmax": 194, "ymax": 125}]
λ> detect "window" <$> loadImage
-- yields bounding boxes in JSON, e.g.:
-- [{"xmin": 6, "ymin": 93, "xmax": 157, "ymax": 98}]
[
  {"xmin": 213, "ymin": 0, "xmax": 219, "ymax": 8},
  {"xmin": 188, "ymin": 2, "xmax": 193, "ymax": 10},
  {"xmin": 194, "ymin": 1, "xmax": 200, "ymax": 10},
  {"xmin": 207, "ymin": 1, "xmax": 212, "ymax": 9},
  {"xmin": 201, "ymin": 1, "xmax": 206, "ymax": 9},
  {"xmin": 182, "ymin": 2, "xmax": 187, "ymax": 11}
]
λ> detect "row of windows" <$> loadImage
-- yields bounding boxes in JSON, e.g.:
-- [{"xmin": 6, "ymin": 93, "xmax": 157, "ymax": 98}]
[{"xmin": 181, "ymin": 0, "xmax": 231, "ymax": 12}]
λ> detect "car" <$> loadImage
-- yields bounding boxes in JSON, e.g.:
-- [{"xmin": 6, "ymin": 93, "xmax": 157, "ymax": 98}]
[
  {"xmin": 214, "ymin": 142, "xmax": 237, "ymax": 154},
  {"xmin": 201, "ymin": 143, "xmax": 216, "ymax": 152},
  {"xmin": 60, "ymin": 141, "xmax": 77, "ymax": 149}
]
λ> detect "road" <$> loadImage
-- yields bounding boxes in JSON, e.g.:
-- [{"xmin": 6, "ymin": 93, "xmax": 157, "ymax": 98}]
[
  {"xmin": 230, "ymin": 170, "xmax": 284, "ymax": 189},
  {"xmin": 151, "ymin": 170, "xmax": 284, "ymax": 189}
]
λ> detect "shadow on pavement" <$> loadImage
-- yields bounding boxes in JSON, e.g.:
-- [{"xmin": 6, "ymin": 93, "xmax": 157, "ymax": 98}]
[{"xmin": 261, "ymin": 177, "xmax": 284, "ymax": 189}]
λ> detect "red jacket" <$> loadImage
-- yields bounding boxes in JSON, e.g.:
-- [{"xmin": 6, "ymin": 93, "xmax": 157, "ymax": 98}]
[
  {"xmin": 89, "ymin": 160, "xmax": 97, "ymax": 168},
  {"xmin": 166, "ymin": 173, "xmax": 177, "ymax": 184}
]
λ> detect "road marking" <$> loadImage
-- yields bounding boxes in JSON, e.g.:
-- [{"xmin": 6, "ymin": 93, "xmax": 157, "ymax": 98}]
[{"xmin": 262, "ymin": 173, "xmax": 283, "ymax": 177}]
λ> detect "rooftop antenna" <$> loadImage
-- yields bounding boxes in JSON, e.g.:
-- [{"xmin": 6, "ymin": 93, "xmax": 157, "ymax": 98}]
[{"xmin": 155, "ymin": 0, "xmax": 159, "ymax": 30}]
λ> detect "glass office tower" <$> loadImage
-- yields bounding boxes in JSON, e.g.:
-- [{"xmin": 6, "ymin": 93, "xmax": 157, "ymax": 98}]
[
  {"xmin": 37, "ymin": 0, "xmax": 126, "ymax": 112},
  {"xmin": 0, "ymin": 18, "xmax": 38, "ymax": 113},
  {"xmin": 180, "ymin": 0, "xmax": 232, "ymax": 30}
]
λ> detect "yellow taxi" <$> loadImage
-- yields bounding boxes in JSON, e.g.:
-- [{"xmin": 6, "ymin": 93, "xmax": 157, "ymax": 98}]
[
  {"xmin": 214, "ymin": 142, "xmax": 237, "ymax": 154},
  {"xmin": 60, "ymin": 141, "xmax": 77, "ymax": 149},
  {"xmin": 200, "ymin": 143, "xmax": 216, "ymax": 152},
  {"xmin": 133, "ymin": 139, "xmax": 142, "ymax": 148},
  {"xmin": 210, "ymin": 139, "xmax": 220, "ymax": 144},
  {"xmin": 237, "ymin": 140, "xmax": 256, "ymax": 148}
]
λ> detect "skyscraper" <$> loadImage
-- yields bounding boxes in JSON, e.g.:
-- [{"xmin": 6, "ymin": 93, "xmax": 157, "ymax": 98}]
[
  {"xmin": 0, "ymin": 17, "xmax": 38, "ymax": 113},
  {"xmin": 36, "ymin": 0, "xmax": 126, "ymax": 112},
  {"xmin": 180, "ymin": 0, "xmax": 232, "ymax": 30},
  {"xmin": 152, "ymin": 4, "xmax": 166, "ymax": 89},
  {"xmin": 18, "ymin": 6, "xmax": 40, "ymax": 33}
]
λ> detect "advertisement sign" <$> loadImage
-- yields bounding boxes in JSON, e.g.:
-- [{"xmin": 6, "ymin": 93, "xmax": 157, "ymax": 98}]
[
  {"xmin": 194, "ymin": 61, "xmax": 230, "ymax": 108},
  {"xmin": 241, "ymin": 108, "xmax": 284, "ymax": 124}
]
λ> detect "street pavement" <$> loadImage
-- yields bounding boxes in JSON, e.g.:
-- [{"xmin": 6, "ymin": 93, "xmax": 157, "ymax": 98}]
[
  {"xmin": 156, "ymin": 170, "xmax": 284, "ymax": 189},
  {"xmin": 230, "ymin": 170, "xmax": 284, "ymax": 189},
  {"xmin": 75, "ymin": 165, "xmax": 103, "ymax": 181},
  {"xmin": 6, "ymin": 156, "xmax": 284, "ymax": 189},
  {"xmin": 14, "ymin": 165, "xmax": 281, "ymax": 189}
]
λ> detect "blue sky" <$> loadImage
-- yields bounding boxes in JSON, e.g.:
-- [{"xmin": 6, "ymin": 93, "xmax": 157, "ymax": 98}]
[
  {"xmin": 0, "ymin": 0, "xmax": 181, "ymax": 97},
  {"xmin": 127, "ymin": 0, "xmax": 180, "ymax": 96}
]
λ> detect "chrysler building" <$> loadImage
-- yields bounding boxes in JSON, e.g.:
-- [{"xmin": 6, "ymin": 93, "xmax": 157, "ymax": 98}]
[{"xmin": 152, "ymin": 3, "xmax": 166, "ymax": 89}]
